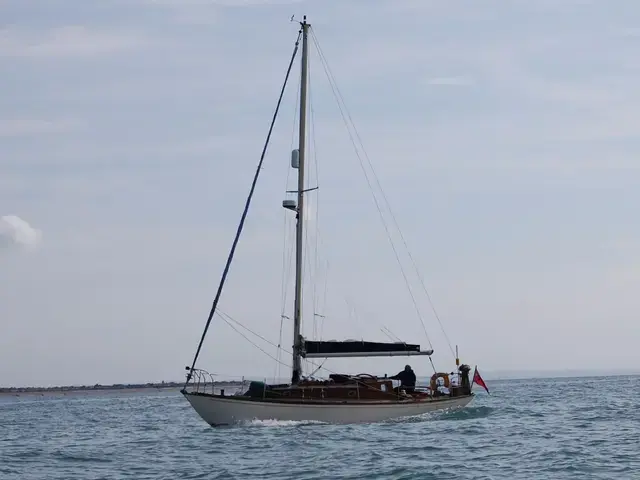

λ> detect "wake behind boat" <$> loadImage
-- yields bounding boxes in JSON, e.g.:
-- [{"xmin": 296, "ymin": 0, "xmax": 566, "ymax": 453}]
[{"xmin": 181, "ymin": 16, "xmax": 489, "ymax": 426}]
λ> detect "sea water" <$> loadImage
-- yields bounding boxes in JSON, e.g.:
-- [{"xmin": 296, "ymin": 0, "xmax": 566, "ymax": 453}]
[{"xmin": 1, "ymin": 375, "xmax": 638, "ymax": 479}]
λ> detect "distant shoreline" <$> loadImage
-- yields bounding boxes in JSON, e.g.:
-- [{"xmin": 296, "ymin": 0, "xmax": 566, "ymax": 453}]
[{"xmin": 0, "ymin": 380, "xmax": 245, "ymax": 396}]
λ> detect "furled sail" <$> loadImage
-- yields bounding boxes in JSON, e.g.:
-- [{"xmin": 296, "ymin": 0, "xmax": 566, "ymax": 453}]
[{"xmin": 302, "ymin": 338, "xmax": 433, "ymax": 358}]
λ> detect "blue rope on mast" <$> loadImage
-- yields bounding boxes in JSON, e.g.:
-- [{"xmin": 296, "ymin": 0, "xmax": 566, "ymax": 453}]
[{"xmin": 183, "ymin": 29, "xmax": 303, "ymax": 389}]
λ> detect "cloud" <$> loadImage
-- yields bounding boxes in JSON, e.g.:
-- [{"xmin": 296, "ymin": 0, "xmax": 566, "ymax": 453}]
[
  {"xmin": 0, "ymin": 215, "xmax": 42, "ymax": 250},
  {"xmin": 0, "ymin": 118, "xmax": 81, "ymax": 137},
  {"xmin": 144, "ymin": 0, "xmax": 302, "ymax": 25},
  {"xmin": 618, "ymin": 27, "xmax": 640, "ymax": 37},
  {"xmin": 147, "ymin": 0, "xmax": 301, "ymax": 5},
  {"xmin": 0, "ymin": 26, "xmax": 146, "ymax": 58},
  {"xmin": 425, "ymin": 76, "xmax": 474, "ymax": 86}
]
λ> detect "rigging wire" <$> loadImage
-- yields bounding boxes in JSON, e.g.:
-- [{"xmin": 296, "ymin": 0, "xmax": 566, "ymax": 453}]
[
  {"xmin": 301, "ymin": 51, "xmax": 325, "ymax": 349},
  {"xmin": 308, "ymin": 54, "xmax": 321, "ymax": 342},
  {"xmin": 275, "ymin": 62, "xmax": 302, "ymax": 383},
  {"xmin": 218, "ymin": 309, "xmax": 280, "ymax": 349},
  {"xmin": 303, "ymin": 50, "xmax": 311, "ymax": 339},
  {"xmin": 308, "ymin": 52, "xmax": 325, "ymax": 344},
  {"xmin": 319, "ymin": 246, "xmax": 329, "ymax": 340},
  {"xmin": 218, "ymin": 312, "xmax": 286, "ymax": 369},
  {"xmin": 184, "ymin": 29, "xmax": 303, "ymax": 388},
  {"xmin": 310, "ymin": 27, "xmax": 456, "ymax": 359},
  {"xmin": 308, "ymin": 29, "xmax": 433, "ymax": 352}
]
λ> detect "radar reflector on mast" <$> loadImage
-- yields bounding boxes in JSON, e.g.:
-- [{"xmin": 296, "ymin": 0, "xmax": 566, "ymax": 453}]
[
  {"xmin": 291, "ymin": 149, "xmax": 300, "ymax": 169},
  {"xmin": 282, "ymin": 199, "xmax": 297, "ymax": 211}
]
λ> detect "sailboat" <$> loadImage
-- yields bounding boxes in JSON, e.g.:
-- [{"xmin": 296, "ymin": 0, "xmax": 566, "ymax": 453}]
[{"xmin": 181, "ymin": 16, "xmax": 481, "ymax": 426}]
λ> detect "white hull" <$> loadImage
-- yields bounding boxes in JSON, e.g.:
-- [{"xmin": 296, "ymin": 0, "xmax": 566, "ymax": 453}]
[{"xmin": 183, "ymin": 392, "xmax": 474, "ymax": 425}]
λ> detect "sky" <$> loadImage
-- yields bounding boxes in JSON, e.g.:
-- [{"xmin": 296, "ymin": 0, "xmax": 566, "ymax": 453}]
[{"xmin": 1, "ymin": 0, "xmax": 640, "ymax": 387}]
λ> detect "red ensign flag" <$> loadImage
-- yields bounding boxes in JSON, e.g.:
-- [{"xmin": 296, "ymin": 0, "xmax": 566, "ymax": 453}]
[{"xmin": 472, "ymin": 366, "xmax": 490, "ymax": 394}]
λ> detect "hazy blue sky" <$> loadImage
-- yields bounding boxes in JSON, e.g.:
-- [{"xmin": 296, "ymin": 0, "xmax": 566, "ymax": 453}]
[{"xmin": 2, "ymin": 0, "xmax": 639, "ymax": 387}]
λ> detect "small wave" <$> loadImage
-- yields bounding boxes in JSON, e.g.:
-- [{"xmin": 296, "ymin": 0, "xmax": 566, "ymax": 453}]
[
  {"xmin": 437, "ymin": 405, "xmax": 493, "ymax": 421},
  {"xmin": 139, "ymin": 424, "xmax": 162, "ymax": 432},
  {"xmin": 528, "ymin": 411, "xmax": 545, "ymax": 418},
  {"xmin": 388, "ymin": 444, "xmax": 446, "ymax": 454},
  {"xmin": 0, "ymin": 467, "xmax": 21, "ymax": 475},
  {"xmin": 53, "ymin": 451, "xmax": 113, "ymax": 463},
  {"xmin": 4, "ymin": 449, "xmax": 43, "ymax": 459}
]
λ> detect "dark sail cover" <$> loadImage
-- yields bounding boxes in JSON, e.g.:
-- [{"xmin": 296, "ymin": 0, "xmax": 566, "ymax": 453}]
[{"xmin": 303, "ymin": 340, "xmax": 421, "ymax": 355}]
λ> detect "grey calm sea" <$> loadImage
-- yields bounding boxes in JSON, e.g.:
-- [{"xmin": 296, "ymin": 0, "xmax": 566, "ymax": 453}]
[{"xmin": 1, "ymin": 375, "xmax": 638, "ymax": 480}]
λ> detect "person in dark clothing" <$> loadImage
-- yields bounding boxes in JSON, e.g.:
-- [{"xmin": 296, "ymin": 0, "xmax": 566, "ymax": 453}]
[{"xmin": 389, "ymin": 365, "xmax": 416, "ymax": 394}]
